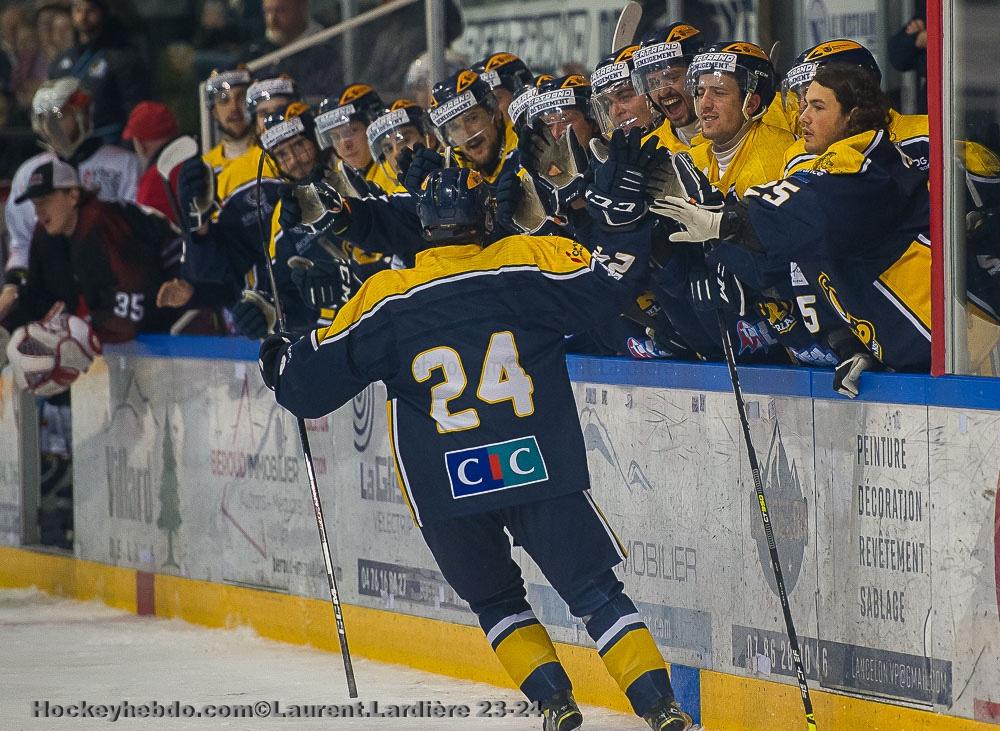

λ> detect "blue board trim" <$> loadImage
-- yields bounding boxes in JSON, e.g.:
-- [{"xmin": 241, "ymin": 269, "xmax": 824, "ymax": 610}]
[{"xmin": 111, "ymin": 335, "xmax": 1000, "ymax": 411}]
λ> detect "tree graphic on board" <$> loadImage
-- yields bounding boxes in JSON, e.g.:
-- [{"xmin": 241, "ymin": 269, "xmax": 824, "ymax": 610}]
[{"xmin": 157, "ymin": 409, "xmax": 181, "ymax": 568}]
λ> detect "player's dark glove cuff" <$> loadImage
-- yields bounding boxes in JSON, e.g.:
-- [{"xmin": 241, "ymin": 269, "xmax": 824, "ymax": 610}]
[
  {"xmin": 4, "ymin": 268, "xmax": 27, "ymax": 287},
  {"xmin": 258, "ymin": 332, "xmax": 293, "ymax": 391}
]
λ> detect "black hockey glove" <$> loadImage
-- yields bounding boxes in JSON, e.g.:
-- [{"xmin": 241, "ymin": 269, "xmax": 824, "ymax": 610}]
[
  {"xmin": 401, "ymin": 144, "xmax": 446, "ymax": 196},
  {"xmin": 585, "ymin": 128, "xmax": 666, "ymax": 228},
  {"xmin": 278, "ymin": 189, "xmax": 302, "ymax": 232},
  {"xmin": 288, "ymin": 255, "xmax": 356, "ymax": 310},
  {"xmin": 258, "ymin": 331, "xmax": 294, "ymax": 391},
  {"xmin": 233, "ymin": 290, "xmax": 277, "ymax": 339},
  {"xmin": 672, "ymin": 151, "xmax": 724, "ymax": 208},
  {"xmin": 177, "ymin": 157, "xmax": 216, "ymax": 230},
  {"xmin": 688, "ymin": 263, "xmax": 746, "ymax": 315}
]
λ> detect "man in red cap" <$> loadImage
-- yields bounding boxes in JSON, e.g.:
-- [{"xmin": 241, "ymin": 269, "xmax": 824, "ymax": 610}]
[{"xmin": 123, "ymin": 100, "xmax": 180, "ymax": 222}]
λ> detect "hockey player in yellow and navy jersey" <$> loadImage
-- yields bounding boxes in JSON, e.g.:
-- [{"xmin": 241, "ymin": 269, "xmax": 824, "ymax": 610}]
[
  {"xmin": 202, "ymin": 67, "xmax": 255, "ymax": 175},
  {"xmin": 686, "ymin": 42, "xmax": 795, "ymax": 200},
  {"xmin": 779, "ymin": 40, "xmax": 930, "ymax": 174},
  {"xmin": 176, "ymin": 76, "xmax": 294, "ymax": 322},
  {"xmin": 657, "ymin": 64, "xmax": 932, "ymax": 375},
  {"xmin": 259, "ymin": 167, "xmax": 694, "ymax": 731},
  {"xmin": 640, "ymin": 42, "xmax": 797, "ymax": 365},
  {"xmin": 303, "ymin": 69, "xmax": 524, "ymax": 266},
  {"xmin": 633, "ymin": 23, "xmax": 706, "ymax": 154}
]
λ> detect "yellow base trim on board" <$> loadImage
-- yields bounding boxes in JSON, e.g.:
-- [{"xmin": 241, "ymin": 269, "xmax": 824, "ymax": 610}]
[
  {"xmin": 2, "ymin": 546, "xmax": 998, "ymax": 729},
  {"xmin": 700, "ymin": 669, "xmax": 999, "ymax": 731}
]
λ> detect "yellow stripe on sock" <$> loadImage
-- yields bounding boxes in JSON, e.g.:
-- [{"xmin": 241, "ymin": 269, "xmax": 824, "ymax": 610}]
[
  {"xmin": 494, "ymin": 623, "xmax": 562, "ymax": 688},
  {"xmin": 601, "ymin": 627, "xmax": 667, "ymax": 694}
]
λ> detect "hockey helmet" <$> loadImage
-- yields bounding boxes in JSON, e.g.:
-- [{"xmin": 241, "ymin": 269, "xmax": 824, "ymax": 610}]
[
  {"xmin": 246, "ymin": 75, "xmax": 299, "ymax": 129},
  {"xmin": 508, "ymin": 74, "xmax": 551, "ymax": 134},
  {"xmin": 366, "ymin": 99, "xmax": 434, "ymax": 177},
  {"xmin": 416, "ymin": 167, "xmax": 490, "ymax": 245},
  {"xmin": 31, "ymin": 78, "xmax": 94, "ymax": 159},
  {"xmin": 259, "ymin": 102, "xmax": 322, "ymax": 181},
  {"xmin": 782, "ymin": 40, "xmax": 881, "ymax": 115},
  {"xmin": 427, "ymin": 69, "xmax": 501, "ymax": 147},
  {"xmin": 527, "ymin": 74, "xmax": 594, "ymax": 139},
  {"xmin": 206, "ymin": 66, "xmax": 253, "ymax": 108},
  {"xmin": 631, "ymin": 23, "xmax": 703, "ymax": 117},
  {"xmin": 472, "ymin": 52, "xmax": 534, "ymax": 95},
  {"xmin": 315, "ymin": 83, "xmax": 385, "ymax": 151},
  {"xmin": 590, "ymin": 45, "xmax": 655, "ymax": 137},
  {"xmin": 686, "ymin": 41, "xmax": 777, "ymax": 122}
]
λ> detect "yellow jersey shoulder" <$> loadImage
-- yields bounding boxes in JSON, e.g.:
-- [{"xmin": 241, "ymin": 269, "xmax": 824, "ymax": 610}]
[
  {"xmin": 216, "ymin": 145, "xmax": 280, "ymax": 203},
  {"xmin": 203, "ymin": 144, "xmax": 229, "ymax": 174},
  {"xmin": 888, "ymin": 110, "xmax": 929, "ymax": 144},
  {"xmin": 317, "ymin": 236, "xmax": 589, "ymax": 342},
  {"xmin": 644, "ymin": 120, "xmax": 690, "ymax": 154},
  {"xmin": 806, "ymin": 130, "xmax": 881, "ymax": 176}
]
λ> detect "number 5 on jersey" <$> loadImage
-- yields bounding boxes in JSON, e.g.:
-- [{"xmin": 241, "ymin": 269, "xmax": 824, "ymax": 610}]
[{"xmin": 412, "ymin": 330, "xmax": 535, "ymax": 434}]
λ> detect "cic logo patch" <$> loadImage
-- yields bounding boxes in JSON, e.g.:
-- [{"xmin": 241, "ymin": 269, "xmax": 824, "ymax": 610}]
[{"xmin": 445, "ymin": 436, "xmax": 548, "ymax": 498}]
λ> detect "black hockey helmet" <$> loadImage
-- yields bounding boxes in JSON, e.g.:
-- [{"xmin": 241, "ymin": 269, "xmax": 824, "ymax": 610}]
[
  {"xmin": 416, "ymin": 167, "xmax": 491, "ymax": 245},
  {"xmin": 366, "ymin": 98, "xmax": 433, "ymax": 175},
  {"xmin": 428, "ymin": 69, "xmax": 501, "ymax": 147},
  {"xmin": 590, "ymin": 45, "xmax": 655, "ymax": 136},
  {"xmin": 259, "ymin": 102, "xmax": 323, "ymax": 181},
  {"xmin": 472, "ymin": 52, "xmax": 534, "ymax": 95},
  {"xmin": 527, "ymin": 74, "xmax": 594, "ymax": 131},
  {"xmin": 508, "ymin": 74, "xmax": 552, "ymax": 134},
  {"xmin": 686, "ymin": 41, "xmax": 777, "ymax": 122},
  {"xmin": 782, "ymin": 39, "xmax": 882, "ymax": 105},
  {"xmin": 315, "ymin": 83, "xmax": 386, "ymax": 151},
  {"xmin": 632, "ymin": 22, "xmax": 704, "ymax": 100}
]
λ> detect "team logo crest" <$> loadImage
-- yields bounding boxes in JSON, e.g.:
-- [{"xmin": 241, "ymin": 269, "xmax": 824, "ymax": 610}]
[
  {"xmin": 339, "ymin": 84, "xmax": 373, "ymax": 105},
  {"xmin": 485, "ymin": 52, "xmax": 518, "ymax": 70},
  {"xmin": 456, "ymin": 70, "xmax": 480, "ymax": 93},
  {"xmin": 805, "ymin": 39, "xmax": 864, "ymax": 61},
  {"xmin": 666, "ymin": 24, "xmax": 699, "ymax": 42},
  {"xmin": 722, "ymin": 42, "xmax": 769, "ymax": 60}
]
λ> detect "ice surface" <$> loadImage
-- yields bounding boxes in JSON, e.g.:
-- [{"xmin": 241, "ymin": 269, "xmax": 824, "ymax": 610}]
[{"xmin": 1, "ymin": 588, "xmax": 648, "ymax": 729}]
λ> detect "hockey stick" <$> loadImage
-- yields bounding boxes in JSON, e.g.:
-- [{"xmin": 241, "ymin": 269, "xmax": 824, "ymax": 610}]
[
  {"xmin": 713, "ymin": 303, "xmax": 818, "ymax": 731},
  {"xmin": 612, "ymin": 1, "xmax": 642, "ymax": 52},
  {"xmin": 254, "ymin": 151, "xmax": 359, "ymax": 698},
  {"xmin": 156, "ymin": 136, "xmax": 201, "ymax": 233}
]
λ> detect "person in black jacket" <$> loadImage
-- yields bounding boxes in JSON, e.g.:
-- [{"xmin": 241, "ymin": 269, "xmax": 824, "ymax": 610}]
[
  {"xmin": 48, "ymin": 0, "xmax": 148, "ymax": 142},
  {"xmin": 887, "ymin": 0, "xmax": 927, "ymax": 113}
]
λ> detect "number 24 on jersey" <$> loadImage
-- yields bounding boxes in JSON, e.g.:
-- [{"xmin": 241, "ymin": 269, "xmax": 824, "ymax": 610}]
[{"xmin": 412, "ymin": 331, "xmax": 535, "ymax": 434}]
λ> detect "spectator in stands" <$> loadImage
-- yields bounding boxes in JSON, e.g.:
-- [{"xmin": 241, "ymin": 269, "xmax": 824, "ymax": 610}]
[
  {"xmin": 3, "ymin": 158, "xmax": 181, "ymax": 343},
  {"xmin": 49, "ymin": 0, "xmax": 148, "ymax": 142},
  {"xmin": 241, "ymin": 0, "xmax": 337, "ymax": 99},
  {"xmin": 1, "ymin": 78, "xmax": 139, "ymax": 323},
  {"xmin": 37, "ymin": 5, "xmax": 75, "ymax": 65},
  {"xmin": 122, "ymin": 101, "xmax": 180, "ymax": 223},
  {"xmin": 1, "ymin": 4, "xmax": 26, "ymax": 71},
  {"xmin": 888, "ymin": 0, "xmax": 927, "ymax": 113},
  {"xmin": 10, "ymin": 16, "xmax": 48, "ymax": 113}
]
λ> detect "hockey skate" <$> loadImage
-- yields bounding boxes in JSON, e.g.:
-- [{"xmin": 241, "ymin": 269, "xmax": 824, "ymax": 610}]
[
  {"xmin": 643, "ymin": 699, "xmax": 693, "ymax": 730},
  {"xmin": 541, "ymin": 690, "xmax": 583, "ymax": 730}
]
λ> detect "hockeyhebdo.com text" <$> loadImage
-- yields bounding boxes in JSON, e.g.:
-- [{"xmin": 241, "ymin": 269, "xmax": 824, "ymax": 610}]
[{"xmin": 31, "ymin": 699, "xmax": 544, "ymax": 721}]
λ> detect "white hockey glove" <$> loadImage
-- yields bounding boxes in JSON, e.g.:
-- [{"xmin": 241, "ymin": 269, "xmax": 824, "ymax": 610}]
[
  {"xmin": 650, "ymin": 195, "xmax": 723, "ymax": 243},
  {"xmin": 833, "ymin": 351, "xmax": 875, "ymax": 398}
]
